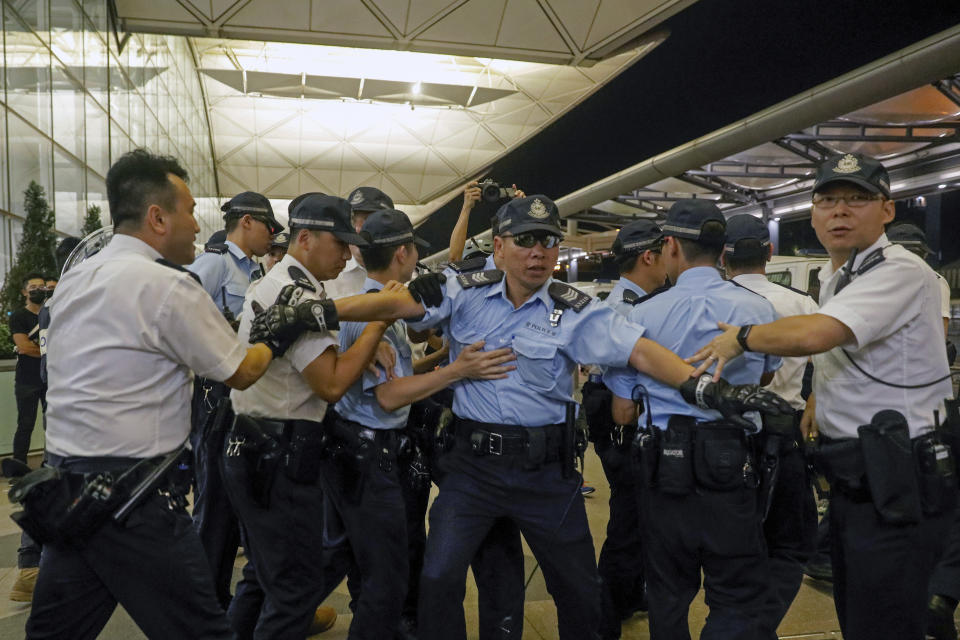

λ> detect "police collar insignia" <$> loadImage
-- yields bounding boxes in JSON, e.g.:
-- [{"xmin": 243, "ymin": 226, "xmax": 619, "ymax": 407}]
[
  {"xmin": 528, "ymin": 198, "xmax": 549, "ymax": 219},
  {"xmin": 833, "ymin": 154, "xmax": 861, "ymax": 174},
  {"xmin": 349, "ymin": 190, "xmax": 364, "ymax": 205}
]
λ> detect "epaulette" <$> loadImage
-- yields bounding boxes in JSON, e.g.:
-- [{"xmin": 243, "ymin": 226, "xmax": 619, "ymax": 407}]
[
  {"xmin": 456, "ymin": 269, "xmax": 503, "ymax": 289},
  {"xmin": 448, "ymin": 256, "xmax": 488, "ymax": 274},
  {"xmin": 205, "ymin": 243, "xmax": 228, "ymax": 255},
  {"xmin": 771, "ymin": 281, "xmax": 813, "ymax": 298},
  {"xmin": 156, "ymin": 258, "xmax": 202, "ymax": 285},
  {"xmin": 730, "ymin": 279, "xmax": 768, "ymax": 299},
  {"xmin": 636, "ymin": 283, "xmax": 671, "ymax": 304},
  {"xmin": 287, "ymin": 265, "xmax": 317, "ymax": 293},
  {"xmin": 548, "ymin": 281, "xmax": 591, "ymax": 312},
  {"xmin": 622, "ymin": 289, "xmax": 640, "ymax": 306}
]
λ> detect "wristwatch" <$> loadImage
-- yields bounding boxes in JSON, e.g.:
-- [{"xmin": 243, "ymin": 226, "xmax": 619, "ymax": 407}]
[{"xmin": 736, "ymin": 324, "xmax": 754, "ymax": 352}]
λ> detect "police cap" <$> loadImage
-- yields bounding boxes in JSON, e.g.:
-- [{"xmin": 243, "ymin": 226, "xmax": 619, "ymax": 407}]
[
  {"xmin": 813, "ymin": 152, "xmax": 891, "ymax": 199},
  {"xmin": 661, "ymin": 199, "xmax": 726, "ymax": 241},
  {"xmin": 723, "ymin": 214, "xmax": 770, "ymax": 259},
  {"xmin": 289, "ymin": 194, "xmax": 368, "ymax": 246},
  {"xmin": 347, "ymin": 186, "xmax": 394, "ymax": 213},
  {"xmin": 270, "ymin": 231, "xmax": 290, "ymax": 249},
  {"xmin": 361, "ymin": 209, "xmax": 430, "ymax": 249},
  {"xmin": 612, "ymin": 220, "xmax": 663, "ymax": 259},
  {"xmin": 494, "ymin": 195, "xmax": 562, "ymax": 237},
  {"xmin": 221, "ymin": 191, "xmax": 284, "ymax": 234},
  {"xmin": 887, "ymin": 223, "xmax": 932, "ymax": 255}
]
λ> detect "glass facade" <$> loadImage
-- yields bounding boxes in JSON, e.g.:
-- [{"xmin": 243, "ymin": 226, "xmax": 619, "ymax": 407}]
[{"xmin": 0, "ymin": 0, "xmax": 220, "ymax": 272}]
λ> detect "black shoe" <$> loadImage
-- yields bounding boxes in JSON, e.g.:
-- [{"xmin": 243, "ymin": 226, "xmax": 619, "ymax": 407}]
[
  {"xmin": 927, "ymin": 594, "xmax": 958, "ymax": 640},
  {"xmin": 803, "ymin": 561, "xmax": 833, "ymax": 582},
  {"xmin": 2, "ymin": 459, "xmax": 30, "ymax": 479}
]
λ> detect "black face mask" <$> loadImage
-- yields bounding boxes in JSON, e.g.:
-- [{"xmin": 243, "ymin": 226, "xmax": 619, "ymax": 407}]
[
  {"xmin": 27, "ymin": 290, "xmax": 46, "ymax": 304},
  {"xmin": 44, "ymin": 288, "xmax": 54, "ymax": 299}
]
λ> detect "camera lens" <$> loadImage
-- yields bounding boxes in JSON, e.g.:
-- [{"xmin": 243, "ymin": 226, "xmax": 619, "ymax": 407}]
[{"xmin": 481, "ymin": 182, "xmax": 502, "ymax": 203}]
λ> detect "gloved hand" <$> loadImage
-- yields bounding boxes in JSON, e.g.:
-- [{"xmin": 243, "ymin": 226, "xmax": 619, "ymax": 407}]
[
  {"xmin": 680, "ymin": 375, "xmax": 792, "ymax": 430},
  {"xmin": 249, "ymin": 284, "xmax": 339, "ymax": 357},
  {"xmin": 408, "ymin": 272, "xmax": 446, "ymax": 308}
]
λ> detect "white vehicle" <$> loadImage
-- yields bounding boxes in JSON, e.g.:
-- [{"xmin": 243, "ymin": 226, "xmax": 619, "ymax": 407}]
[{"xmin": 764, "ymin": 255, "xmax": 829, "ymax": 301}]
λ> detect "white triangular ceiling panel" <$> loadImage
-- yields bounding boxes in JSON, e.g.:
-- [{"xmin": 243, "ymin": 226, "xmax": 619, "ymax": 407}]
[
  {"xmin": 309, "ymin": 0, "xmax": 393, "ymax": 37},
  {"xmin": 584, "ymin": 0, "xmax": 651, "ymax": 50},
  {"xmin": 341, "ymin": 170, "xmax": 382, "ymax": 195},
  {"xmin": 497, "ymin": 0, "xmax": 570, "ymax": 54},
  {"xmin": 370, "ymin": 0, "xmax": 409, "ymax": 33},
  {"xmin": 545, "ymin": 0, "xmax": 601, "ymax": 50},
  {"xmin": 265, "ymin": 170, "xmax": 302, "ymax": 197},
  {"xmin": 418, "ymin": 0, "xmax": 507, "ymax": 47},
  {"xmin": 304, "ymin": 168, "xmax": 342, "ymax": 195},
  {"xmin": 226, "ymin": 1, "xmax": 312, "ymax": 31},
  {"xmin": 406, "ymin": 0, "xmax": 461, "ymax": 34},
  {"xmin": 258, "ymin": 166, "xmax": 294, "ymax": 191}
]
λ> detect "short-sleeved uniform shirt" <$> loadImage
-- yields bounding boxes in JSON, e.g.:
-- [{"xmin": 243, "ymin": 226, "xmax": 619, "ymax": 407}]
[
  {"xmin": 732, "ymin": 274, "xmax": 819, "ymax": 411},
  {"xmin": 187, "ymin": 240, "xmax": 260, "ymax": 317},
  {"xmin": 44, "ymin": 234, "xmax": 246, "ymax": 458},
  {"xmin": 407, "ymin": 274, "xmax": 646, "ymax": 427},
  {"xmin": 231, "ymin": 253, "xmax": 339, "ymax": 421},
  {"xmin": 335, "ymin": 277, "xmax": 414, "ymax": 430},
  {"xmin": 606, "ymin": 278, "xmax": 648, "ymax": 318},
  {"xmin": 10, "ymin": 307, "xmax": 42, "ymax": 385},
  {"xmin": 812, "ymin": 234, "xmax": 953, "ymax": 439},
  {"xmin": 605, "ymin": 266, "xmax": 781, "ymax": 430}
]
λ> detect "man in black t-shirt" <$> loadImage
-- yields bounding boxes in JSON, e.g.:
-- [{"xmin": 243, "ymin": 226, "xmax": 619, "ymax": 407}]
[{"xmin": 8, "ymin": 272, "xmax": 48, "ymax": 467}]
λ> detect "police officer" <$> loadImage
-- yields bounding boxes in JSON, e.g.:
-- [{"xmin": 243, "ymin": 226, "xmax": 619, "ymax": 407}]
[
  {"xmin": 605, "ymin": 200, "xmax": 781, "ymax": 640},
  {"xmin": 396, "ymin": 195, "xmax": 790, "ymax": 640},
  {"xmin": 263, "ymin": 231, "xmax": 289, "ymax": 273},
  {"xmin": 586, "ymin": 220, "xmax": 666, "ymax": 638},
  {"xmin": 186, "ymin": 190, "xmax": 284, "ymax": 607},
  {"xmin": 883, "ymin": 222, "xmax": 958, "ymax": 639},
  {"xmin": 223, "ymin": 194, "xmax": 390, "ymax": 639},
  {"xmin": 25, "ymin": 149, "xmax": 303, "ymax": 640},
  {"xmin": 324, "ymin": 186, "xmax": 394, "ymax": 299},
  {"xmin": 721, "ymin": 214, "xmax": 820, "ymax": 638},
  {"xmin": 689, "ymin": 152, "xmax": 956, "ymax": 640},
  {"xmin": 323, "ymin": 208, "xmax": 515, "ymax": 639}
]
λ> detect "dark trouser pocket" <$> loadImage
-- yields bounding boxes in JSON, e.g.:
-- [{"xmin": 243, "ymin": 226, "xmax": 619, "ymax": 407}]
[
  {"xmin": 657, "ymin": 423, "xmax": 693, "ymax": 496},
  {"xmin": 694, "ymin": 427, "xmax": 747, "ymax": 491}
]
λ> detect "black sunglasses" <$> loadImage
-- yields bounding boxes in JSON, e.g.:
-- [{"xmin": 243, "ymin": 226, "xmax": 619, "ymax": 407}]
[{"xmin": 502, "ymin": 232, "xmax": 561, "ymax": 249}]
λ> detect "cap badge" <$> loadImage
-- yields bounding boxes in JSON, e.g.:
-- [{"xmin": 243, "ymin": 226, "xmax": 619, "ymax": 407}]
[
  {"xmin": 349, "ymin": 191, "xmax": 364, "ymax": 205},
  {"xmin": 529, "ymin": 198, "xmax": 549, "ymax": 219},
  {"xmin": 833, "ymin": 154, "xmax": 861, "ymax": 174}
]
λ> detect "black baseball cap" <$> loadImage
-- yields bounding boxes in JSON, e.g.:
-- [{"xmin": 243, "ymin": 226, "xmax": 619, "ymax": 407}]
[
  {"xmin": 612, "ymin": 220, "xmax": 663, "ymax": 259},
  {"xmin": 360, "ymin": 209, "xmax": 430, "ymax": 249},
  {"xmin": 288, "ymin": 194, "xmax": 368, "ymax": 246},
  {"xmin": 494, "ymin": 195, "xmax": 562, "ymax": 236},
  {"xmin": 813, "ymin": 152, "xmax": 891, "ymax": 199},
  {"xmin": 661, "ymin": 199, "xmax": 726, "ymax": 241},
  {"xmin": 221, "ymin": 191, "xmax": 284, "ymax": 234},
  {"xmin": 289, "ymin": 192, "xmax": 325, "ymax": 215},
  {"xmin": 887, "ymin": 223, "xmax": 932, "ymax": 254},
  {"xmin": 347, "ymin": 186, "xmax": 394, "ymax": 213},
  {"xmin": 724, "ymin": 214, "xmax": 770, "ymax": 259}
]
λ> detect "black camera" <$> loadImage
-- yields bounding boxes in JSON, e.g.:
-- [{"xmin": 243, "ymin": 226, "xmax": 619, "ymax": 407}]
[{"xmin": 478, "ymin": 179, "xmax": 516, "ymax": 203}]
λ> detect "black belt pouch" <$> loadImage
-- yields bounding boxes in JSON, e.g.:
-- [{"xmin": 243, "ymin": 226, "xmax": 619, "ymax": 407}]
[
  {"xmin": 858, "ymin": 410, "xmax": 921, "ymax": 524},
  {"xmin": 915, "ymin": 435, "xmax": 958, "ymax": 517},
  {"xmin": 657, "ymin": 421, "xmax": 694, "ymax": 496},
  {"xmin": 285, "ymin": 421, "xmax": 325, "ymax": 484},
  {"xmin": 694, "ymin": 427, "xmax": 747, "ymax": 491}
]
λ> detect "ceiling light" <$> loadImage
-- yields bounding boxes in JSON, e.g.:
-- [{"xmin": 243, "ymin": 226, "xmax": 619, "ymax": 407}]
[{"xmin": 938, "ymin": 184, "xmax": 947, "ymax": 189}]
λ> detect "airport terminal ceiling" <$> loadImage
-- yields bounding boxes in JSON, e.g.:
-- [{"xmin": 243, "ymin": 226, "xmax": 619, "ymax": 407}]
[{"xmin": 113, "ymin": 0, "xmax": 960, "ymax": 251}]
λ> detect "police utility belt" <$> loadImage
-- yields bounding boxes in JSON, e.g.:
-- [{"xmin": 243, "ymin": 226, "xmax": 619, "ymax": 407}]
[
  {"xmin": 226, "ymin": 414, "xmax": 326, "ymax": 508},
  {"xmin": 325, "ymin": 409, "xmax": 410, "ymax": 473},
  {"xmin": 812, "ymin": 409, "xmax": 958, "ymax": 524},
  {"xmin": 451, "ymin": 417, "xmax": 564, "ymax": 467},
  {"xmin": 633, "ymin": 415, "xmax": 758, "ymax": 495},
  {"xmin": 8, "ymin": 448, "xmax": 191, "ymax": 545}
]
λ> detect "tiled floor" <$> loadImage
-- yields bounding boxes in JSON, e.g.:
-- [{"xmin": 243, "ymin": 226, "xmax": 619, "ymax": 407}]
[{"xmin": 0, "ymin": 449, "xmax": 888, "ymax": 639}]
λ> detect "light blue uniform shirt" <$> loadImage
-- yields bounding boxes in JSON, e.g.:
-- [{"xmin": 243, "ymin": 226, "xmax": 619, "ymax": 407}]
[
  {"xmin": 187, "ymin": 240, "xmax": 260, "ymax": 317},
  {"xmin": 408, "ymin": 275, "xmax": 646, "ymax": 427},
  {"xmin": 335, "ymin": 278, "xmax": 413, "ymax": 430},
  {"xmin": 606, "ymin": 278, "xmax": 648, "ymax": 318},
  {"xmin": 604, "ymin": 267, "xmax": 781, "ymax": 430}
]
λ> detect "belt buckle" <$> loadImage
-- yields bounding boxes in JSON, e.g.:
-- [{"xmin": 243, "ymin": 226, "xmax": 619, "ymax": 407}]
[
  {"xmin": 488, "ymin": 432, "xmax": 503, "ymax": 455},
  {"xmin": 226, "ymin": 436, "xmax": 245, "ymax": 457}
]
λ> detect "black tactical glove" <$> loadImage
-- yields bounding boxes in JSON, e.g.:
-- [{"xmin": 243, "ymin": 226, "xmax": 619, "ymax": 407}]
[
  {"xmin": 679, "ymin": 375, "xmax": 793, "ymax": 431},
  {"xmin": 408, "ymin": 272, "xmax": 446, "ymax": 308},
  {"xmin": 249, "ymin": 284, "xmax": 339, "ymax": 357}
]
